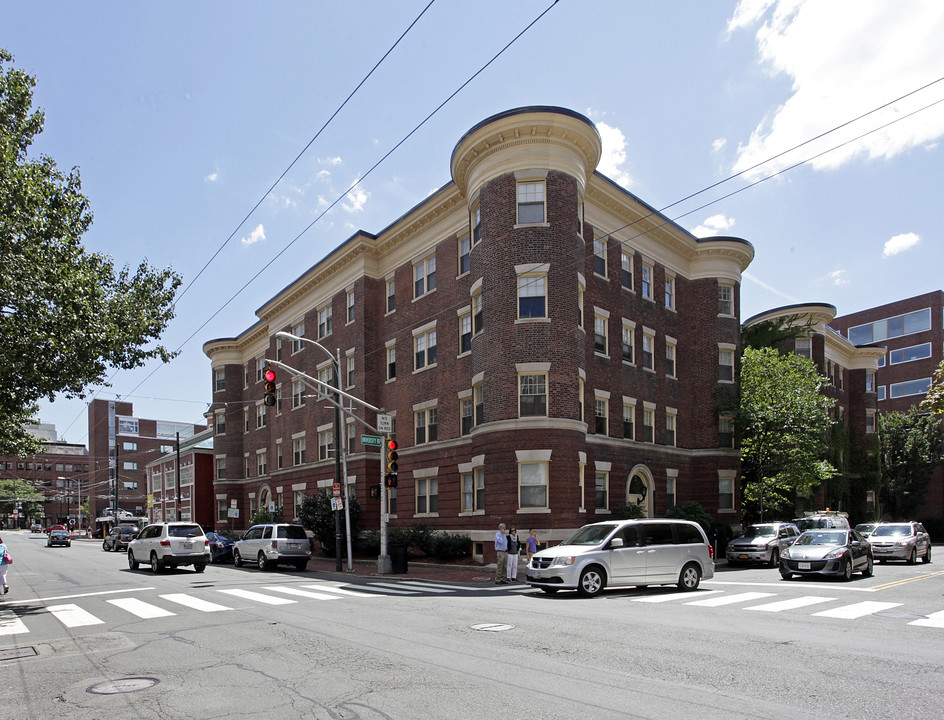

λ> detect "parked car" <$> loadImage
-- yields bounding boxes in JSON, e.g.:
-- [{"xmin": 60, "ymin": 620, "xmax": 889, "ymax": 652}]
[
  {"xmin": 868, "ymin": 522, "xmax": 931, "ymax": 564},
  {"xmin": 525, "ymin": 518, "xmax": 715, "ymax": 597},
  {"xmin": 779, "ymin": 529, "xmax": 872, "ymax": 581},
  {"xmin": 46, "ymin": 529, "xmax": 72, "ymax": 547},
  {"xmin": 233, "ymin": 523, "xmax": 312, "ymax": 570},
  {"xmin": 854, "ymin": 522, "xmax": 879, "ymax": 538},
  {"xmin": 206, "ymin": 530, "xmax": 240, "ymax": 563},
  {"xmin": 30, "ymin": 523, "xmax": 43, "ymax": 533},
  {"xmin": 127, "ymin": 522, "xmax": 210, "ymax": 573},
  {"xmin": 725, "ymin": 522, "xmax": 800, "ymax": 567},
  {"xmin": 103, "ymin": 525, "xmax": 137, "ymax": 552}
]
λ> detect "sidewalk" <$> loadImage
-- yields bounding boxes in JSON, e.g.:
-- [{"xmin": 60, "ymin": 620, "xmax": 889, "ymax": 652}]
[{"xmin": 306, "ymin": 553, "xmax": 517, "ymax": 585}]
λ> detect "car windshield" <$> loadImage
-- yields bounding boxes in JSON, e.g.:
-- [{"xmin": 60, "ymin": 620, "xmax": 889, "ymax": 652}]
[
  {"xmin": 742, "ymin": 525, "xmax": 776, "ymax": 538},
  {"xmin": 168, "ymin": 525, "xmax": 203, "ymax": 538},
  {"xmin": 871, "ymin": 524, "xmax": 912, "ymax": 538},
  {"xmin": 117, "ymin": 527, "xmax": 135, "ymax": 534},
  {"xmin": 796, "ymin": 531, "xmax": 847, "ymax": 546},
  {"xmin": 277, "ymin": 526, "xmax": 308, "ymax": 540},
  {"xmin": 559, "ymin": 524, "xmax": 617, "ymax": 546}
]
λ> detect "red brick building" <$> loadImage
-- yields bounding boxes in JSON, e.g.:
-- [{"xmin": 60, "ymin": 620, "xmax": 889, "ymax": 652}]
[
  {"xmin": 203, "ymin": 107, "xmax": 755, "ymax": 559},
  {"xmin": 144, "ymin": 428, "xmax": 215, "ymax": 527},
  {"xmin": 87, "ymin": 399, "xmax": 206, "ymax": 522}
]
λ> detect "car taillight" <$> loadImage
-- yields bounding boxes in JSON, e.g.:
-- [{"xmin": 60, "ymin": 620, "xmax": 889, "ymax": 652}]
[
  {"xmin": 709, "ymin": 545, "xmax": 715, "ymax": 559},
  {"xmin": 205, "ymin": 539, "xmax": 210, "ymax": 547},
  {"xmin": 271, "ymin": 540, "xmax": 278, "ymax": 549}
]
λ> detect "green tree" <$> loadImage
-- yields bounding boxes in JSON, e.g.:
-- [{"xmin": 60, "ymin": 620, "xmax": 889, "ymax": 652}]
[
  {"xmin": 920, "ymin": 359, "xmax": 944, "ymax": 415},
  {"xmin": 0, "ymin": 50, "xmax": 181, "ymax": 455},
  {"xmin": 0, "ymin": 478, "xmax": 45, "ymax": 521},
  {"xmin": 736, "ymin": 347, "xmax": 837, "ymax": 522},
  {"xmin": 248, "ymin": 506, "xmax": 284, "ymax": 526},
  {"xmin": 297, "ymin": 491, "xmax": 361, "ymax": 557},
  {"xmin": 879, "ymin": 408, "xmax": 944, "ymax": 519}
]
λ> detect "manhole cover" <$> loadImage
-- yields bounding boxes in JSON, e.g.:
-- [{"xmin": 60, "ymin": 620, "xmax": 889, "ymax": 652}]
[
  {"xmin": 471, "ymin": 623, "xmax": 515, "ymax": 632},
  {"xmin": 0, "ymin": 646, "xmax": 38, "ymax": 661},
  {"xmin": 87, "ymin": 677, "xmax": 160, "ymax": 695}
]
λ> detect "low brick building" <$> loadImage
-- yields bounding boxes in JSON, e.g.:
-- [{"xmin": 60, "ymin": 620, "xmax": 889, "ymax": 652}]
[{"xmin": 203, "ymin": 106, "xmax": 755, "ymax": 560}]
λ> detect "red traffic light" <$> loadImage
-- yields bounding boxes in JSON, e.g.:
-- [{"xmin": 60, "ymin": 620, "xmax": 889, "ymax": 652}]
[
  {"xmin": 386, "ymin": 438, "xmax": 398, "ymax": 451},
  {"xmin": 265, "ymin": 368, "xmax": 276, "ymax": 382}
]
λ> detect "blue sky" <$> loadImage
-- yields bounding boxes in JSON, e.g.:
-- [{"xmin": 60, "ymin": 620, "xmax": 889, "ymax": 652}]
[{"xmin": 6, "ymin": 0, "xmax": 943, "ymax": 445}]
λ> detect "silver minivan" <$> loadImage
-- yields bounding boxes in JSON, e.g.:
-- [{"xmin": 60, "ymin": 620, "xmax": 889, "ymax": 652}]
[
  {"xmin": 525, "ymin": 519, "xmax": 715, "ymax": 597},
  {"xmin": 233, "ymin": 523, "xmax": 311, "ymax": 570}
]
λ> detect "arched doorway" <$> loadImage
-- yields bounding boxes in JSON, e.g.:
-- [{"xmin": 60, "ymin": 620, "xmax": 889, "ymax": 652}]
[
  {"xmin": 258, "ymin": 486, "xmax": 272, "ymax": 514},
  {"xmin": 626, "ymin": 465, "xmax": 654, "ymax": 518}
]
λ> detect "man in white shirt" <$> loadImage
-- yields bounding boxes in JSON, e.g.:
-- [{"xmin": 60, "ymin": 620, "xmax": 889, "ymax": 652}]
[{"xmin": 494, "ymin": 523, "xmax": 508, "ymax": 584}]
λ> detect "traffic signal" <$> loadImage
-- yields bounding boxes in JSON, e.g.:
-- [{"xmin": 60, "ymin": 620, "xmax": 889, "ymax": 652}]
[
  {"xmin": 369, "ymin": 484, "xmax": 381, "ymax": 499},
  {"xmin": 263, "ymin": 365, "xmax": 277, "ymax": 406},
  {"xmin": 384, "ymin": 437, "xmax": 398, "ymax": 488}
]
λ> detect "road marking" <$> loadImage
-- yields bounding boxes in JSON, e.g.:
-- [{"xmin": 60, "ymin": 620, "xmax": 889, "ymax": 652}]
[
  {"xmin": 0, "ymin": 587, "xmax": 157, "ymax": 607},
  {"xmin": 298, "ymin": 583, "xmax": 382, "ymax": 598},
  {"xmin": 47, "ymin": 603, "xmax": 104, "ymax": 627},
  {"xmin": 0, "ymin": 609, "xmax": 29, "ymax": 635},
  {"xmin": 745, "ymin": 596, "xmax": 835, "ymax": 612},
  {"xmin": 685, "ymin": 592, "xmax": 775, "ymax": 607},
  {"xmin": 704, "ymin": 580, "xmax": 877, "ymax": 593},
  {"xmin": 813, "ymin": 601, "xmax": 902, "ymax": 619},
  {"xmin": 218, "ymin": 589, "xmax": 297, "ymax": 605},
  {"xmin": 392, "ymin": 581, "xmax": 455, "ymax": 594},
  {"xmin": 263, "ymin": 586, "xmax": 340, "ymax": 601},
  {"xmin": 867, "ymin": 571, "xmax": 944, "ymax": 591},
  {"xmin": 160, "ymin": 593, "xmax": 232, "ymax": 612},
  {"xmin": 633, "ymin": 590, "xmax": 722, "ymax": 603},
  {"xmin": 107, "ymin": 598, "xmax": 176, "ymax": 619},
  {"xmin": 352, "ymin": 582, "xmax": 421, "ymax": 595},
  {"xmin": 909, "ymin": 610, "xmax": 944, "ymax": 628}
]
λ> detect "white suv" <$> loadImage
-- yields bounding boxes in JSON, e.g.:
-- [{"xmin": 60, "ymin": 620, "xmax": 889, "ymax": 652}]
[
  {"xmin": 233, "ymin": 523, "xmax": 311, "ymax": 570},
  {"xmin": 127, "ymin": 522, "xmax": 210, "ymax": 573}
]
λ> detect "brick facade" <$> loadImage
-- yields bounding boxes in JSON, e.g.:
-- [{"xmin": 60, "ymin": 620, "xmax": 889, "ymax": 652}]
[{"xmin": 203, "ymin": 107, "xmax": 755, "ymax": 560}]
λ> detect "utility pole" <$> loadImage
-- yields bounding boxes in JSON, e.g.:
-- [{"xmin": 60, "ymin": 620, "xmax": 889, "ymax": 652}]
[{"xmin": 175, "ymin": 432, "xmax": 181, "ymax": 521}]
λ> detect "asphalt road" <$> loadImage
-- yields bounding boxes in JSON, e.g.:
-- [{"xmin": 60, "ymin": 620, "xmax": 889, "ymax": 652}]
[{"xmin": 1, "ymin": 531, "xmax": 942, "ymax": 719}]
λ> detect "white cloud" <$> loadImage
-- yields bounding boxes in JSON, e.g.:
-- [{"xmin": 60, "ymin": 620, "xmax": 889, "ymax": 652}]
[
  {"xmin": 321, "ymin": 156, "xmax": 342, "ymax": 166},
  {"xmin": 883, "ymin": 232, "xmax": 920, "ymax": 258},
  {"xmin": 204, "ymin": 171, "xmax": 218, "ymax": 183},
  {"xmin": 828, "ymin": 268, "xmax": 850, "ymax": 286},
  {"xmin": 240, "ymin": 224, "xmax": 266, "ymax": 246},
  {"xmin": 742, "ymin": 270, "xmax": 798, "ymax": 302},
  {"xmin": 728, "ymin": 0, "xmax": 944, "ymax": 178},
  {"xmin": 690, "ymin": 214, "xmax": 735, "ymax": 238},
  {"xmin": 342, "ymin": 181, "xmax": 369, "ymax": 213},
  {"xmin": 712, "ymin": 138, "xmax": 727, "ymax": 153},
  {"xmin": 595, "ymin": 121, "xmax": 633, "ymax": 188}
]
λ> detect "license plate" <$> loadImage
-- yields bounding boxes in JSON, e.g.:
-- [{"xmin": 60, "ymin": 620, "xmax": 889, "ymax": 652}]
[
  {"xmin": 798, "ymin": 562, "xmax": 810, "ymax": 570},
  {"xmin": 533, "ymin": 573, "xmax": 541, "ymax": 579},
  {"xmin": 183, "ymin": 542, "xmax": 192, "ymax": 549},
  {"xmin": 739, "ymin": 554, "xmax": 749, "ymax": 559},
  {"xmin": 289, "ymin": 543, "xmax": 301, "ymax": 549}
]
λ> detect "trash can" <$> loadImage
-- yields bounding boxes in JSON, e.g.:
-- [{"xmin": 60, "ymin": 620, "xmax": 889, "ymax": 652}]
[{"xmin": 390, "ymin": 543, "xmax": 408, "ymax": 574}]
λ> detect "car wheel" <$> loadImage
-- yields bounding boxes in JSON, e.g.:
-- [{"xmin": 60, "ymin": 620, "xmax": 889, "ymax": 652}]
[
  {"xmin": 233, "ymin": 549, "xmax": 243, "ymax": 567},
  {"xmin": 862, "ymin": 553, "xmax": 874, "ymax": 577},
  {"xmin": 540, "ymin": 587, "xmax": 559, "ymax": 594},
  {"xmin": 779, "ymin": 566, "xmax": 794, "ymax": 580},
  {"xmin": 677, "ymin": 563, "xmax": 701, "ymax": 591},
  {"xmin": 150, "ymin": 552, "xmax": 164, "ymax": 574},
  {"xmin": 768, "ymin": 548, "xmax": 780, "ymax": 568},
  {"xmin": 194, "ymin": 563, "xmax": 207, "ymax": 573},
  {"xmin": 923, "ymin": 545, "xmax": 932, "ymax": 564},
  {"xmin": 294, "ymin": 559, "xmax": 308, "ymax": 571},
  {"xmin": 128, "ymin": 550, "xmax": 139, "ymax": 571},
  {"xmin": 103, "ymin": 541, "xmax": 109, "ymax": 552},
  {"xmin": 257, "ymin": 552, "xmax": 271, "ymax": 571},
  {"xmin": 908, "ymin": 547, "xmax": 917, "ymax": 565},
  {"xmin": 841, "ymin": 557, "xmax": 853, "ymax": 581},
  {"xmin": 576, "ymin": 566, "xmax": 605, "ymax": 597}
]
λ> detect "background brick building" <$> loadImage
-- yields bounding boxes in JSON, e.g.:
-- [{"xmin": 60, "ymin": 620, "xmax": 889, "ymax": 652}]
[{"xmin": 203, "ymin": 106, "xmax": 755, "ymax": 560}]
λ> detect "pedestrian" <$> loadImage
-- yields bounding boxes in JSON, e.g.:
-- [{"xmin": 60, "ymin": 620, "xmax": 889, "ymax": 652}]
[
  {"xmin": 0, "ymin": 536, "xmax": 10, "ymax": 595},
  {"xmin": 526, "ymin": 528, "xmax": 539, "ymax": 561},
  {"xmin": 494, "ymin": 523, "xmax": 508, "ymax": 584},
  {"xmin": 506, "ymin": 528, "xmax": 520, "ymax": 582}
]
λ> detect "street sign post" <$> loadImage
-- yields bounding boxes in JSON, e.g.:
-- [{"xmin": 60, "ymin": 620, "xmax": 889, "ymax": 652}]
[{"xmin": 361, "ymin": 434, "xmax": 383, "ymax": 446}]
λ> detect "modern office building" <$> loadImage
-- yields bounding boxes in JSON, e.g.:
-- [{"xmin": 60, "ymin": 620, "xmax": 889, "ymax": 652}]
[
  {"xmin": 0, "ymin": 423, "xmax": 89, "ymax": 528},
  {"xmin": 203, "ymin": 106, "xmax": 755, "ymax": 560},
  {"xmin": 87, "ymin": 399, "xmax": 207, "ymax": 522}
]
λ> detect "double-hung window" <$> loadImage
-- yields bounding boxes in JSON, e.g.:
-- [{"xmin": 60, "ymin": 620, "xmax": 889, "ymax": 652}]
[
  {"xmin": 318, "ymin": 304, "xmax": 333, "ymax": 339},
  {"xmin": 416, "ymin": 476, "xmax": 439, "ymax": 515},
  {"xmin": 519, "ymin": 461, "xmax": 548, "ymax": 509},
  {"xmin": 518, "ymin": 273, "xmax": 547, "ymax": 319},
  {"xmin": 292, "ymin": 379, "xmax": 305, "ymax": 408},
  {"xmin": 620, "ymin": 249, "xmax": 633, "ymax": 290},
  {"xmin": 623, "ymin": 401, "xmax": 635, "ymax": 440},
  {"xmin": 291, "ymin": 322, "xmax": 305, "ymax": 353},
  {"xmin": 458, "ymin": 236, "xmax": 471, "ymax": 275},
  {"xmin": 472, "ymin": 290, "xmax": 483, "ymax": 335},
  {"xmin": 386, "ymin": 343, "xmax": 396, "ymax": 381},
  {"xmin": 386, "ymin": 277, "xmax": 396, "ymax": 313},
  {"xmin": 643, "ymin": 406, "xmax": 655, "ymax": 443},
  {"xmin": 215, "ymin": 410, "xmax": 226, "ymax": 435},
  {"xmin": 414, "ymin": 254, "xmax": 436, "ymax": 298},
  {"xmin": 665, "ymin": 338, "xmax": 677, "ymax": 378},
  {"xmin": 256, "ymin": 403, "xmax": 266, "ymax": 429},
  {"xmin": 642, "ymin": 331, "xmax": 655, "ymax": 371},
  {"xmin": 666, "ymin": 410, "xmax": 677, "ymax": 447},
  {"xmin": 256, "ymin": 449, "xmax": 267, "ymax": 476},
  {"xmin": 415, "ymin": 407, "xmax": 438, "ymax": 445},
  {"xmin": 472, "ymin": 205, "xmax": 481, "ymax": 245},
  {"xmin": 318, "ymin": 428, "xmax": 333, "ymax": 461},
  {"xmin": 459, "ymin": 312, "xmax": 472, "ymax": 354},
  {"xmin": 593, "ymin": 238, "xmax": 607, "ymax": 277},
  {"xmin": 595, "ymin": 471, "xmax": 609, "ymax": 510},
  {"xmin": 517, "ymin": 181, "xmax": 545, "ymax": 224},
  {"xmin": 595, "ymin": 396, "xmax": 608, "ymax": 435},
  {"xmin": 460, "ymin": 396, "xmax": 474, "ymax": 436},
  {"xmin": 622, "ymin": 322, "xmax": 634, "ymax": 364},
  {"xmin": 414, "ymin": 327, "xmax": 437, "ymax": 370},
  {"xmin": 718, "ymin": 284, "xmax": 733, "ymax": 316},
  {"xmin": 664, "ymin": 274, "xmax": 675, "ymax": 310},
  {"xmin": 719, "ymin": 347, "xmax": 735, "ymax": 383},
  {"xmin": 594, "ymin": 312, "xmax": 608, "ymax": 355},
  {"xmin": 519, "ymin": 373, "xmax": 547, "ymax": 417},
  {"xmin": 214, "ymin": 367, "xmax": 225, "ymax": 392},
  {"xmin": 346, "ymin": 290, "xmax": 355, "ymax": 323},
  {"xmin": 292, "ymin": 436, "xmax": 306, "ymax": 466},
  {"xmin": 641, "ymin": 262, "xmax": 654, "ymax": 300},
  {"xmin": 461, "ymin": 468, "xmax": 485, "ymax": 513}
]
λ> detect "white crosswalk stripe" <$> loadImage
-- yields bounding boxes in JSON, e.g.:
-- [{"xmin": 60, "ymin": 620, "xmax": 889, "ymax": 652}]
[
  {"xmin": 0, "ymin": 608, "xmax": 29, "ymax": 635},
  {"xmin": 909, "ymin": 610, "xmax": 944, "ymax": 628},
  {"xmin": 745, "ymin": 596, "xmax": 835, "ymax": 612},
  {"xmin": 685, "ymin": 591, "xmax": 775, "ymax": 607},
  {"xmin": 264, "ymin": 586, "xmax": 341, "ymax": 601},
  {"xmin": 47, "ymin": 603, "xmax": 104, "ymax": 628},
  {"xmin": 299, "ymin": 582, "xmax": 384, "ymax": 598},
  {"xmin": 634, "ymin": 590, "xmax": 722, "ymax": 603},
  {"xmin": 160, "ymin": 593, "xmax": 232, "ymax": 612},
  {"xmin": 107, "ymin": 597, "xmax": 176, "ymax": 619},
  {"xmin": 218, "ymin": 588, "xmax": 297, "ymax": 605},
  {"xmin": 813, "ymin": 601, "xmax": 902, "ymax": 619}
]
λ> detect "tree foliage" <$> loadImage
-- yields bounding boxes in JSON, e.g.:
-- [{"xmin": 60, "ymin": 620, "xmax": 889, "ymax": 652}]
[
  {"xmin": 0, "ymin": 49, "xmax": 181, "ymax": 455},
  {"xmin": 879, "ymin": 408, "xmax": 944, "ymax": 519},
  {"xmin": 741, "ymin": 315, "xmax": 815, "ymax": 351},
  {"xmin": 0, "ymin": 477, "xmax": 45, "ymax": 519},
  {"xmin": 920, "ymin": 359, "xmax": 944, "ymax": 415},
  {"xmin": 736, "ymin": 347, "xmax": 837, "ymax": 521},
  {"xmin": 297, "ymin": 491, "xmax": 361, "ymax": 557}
]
